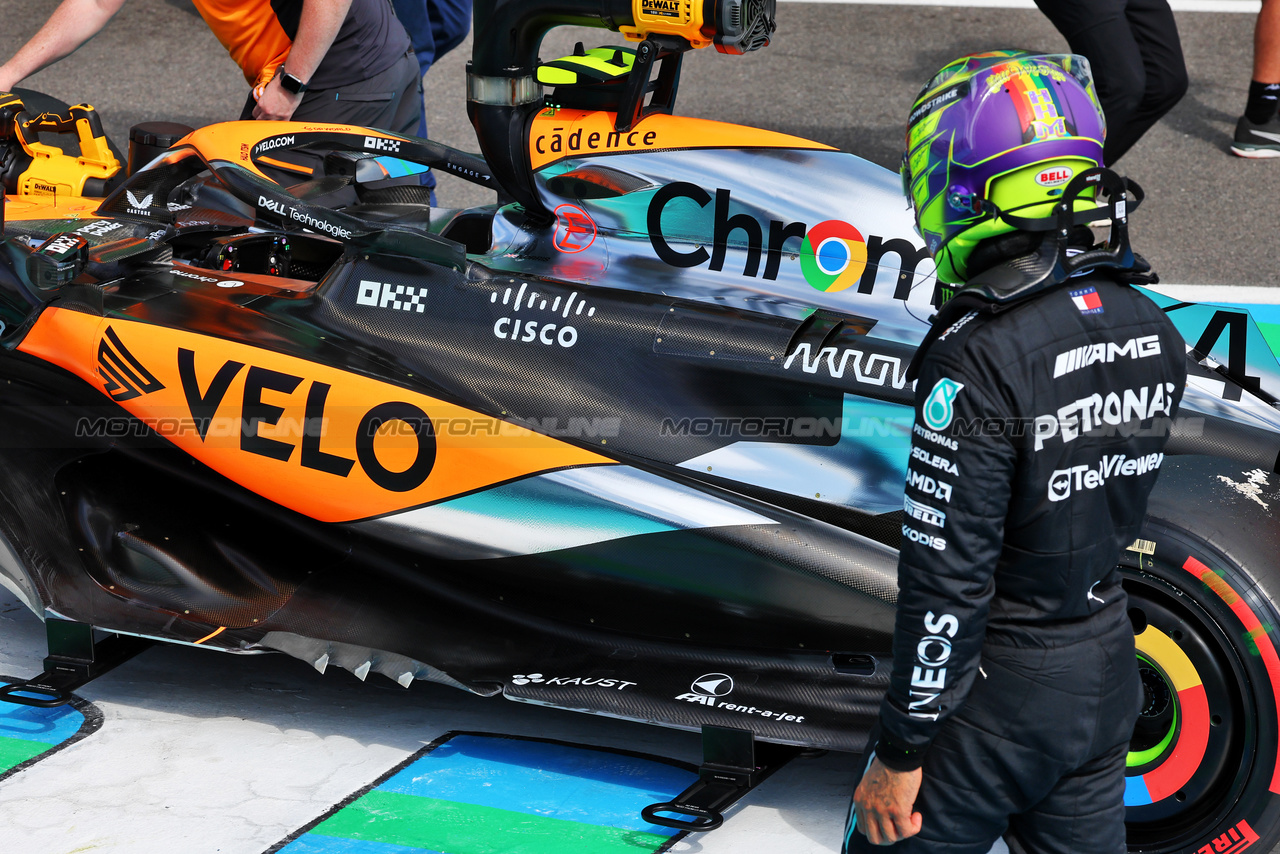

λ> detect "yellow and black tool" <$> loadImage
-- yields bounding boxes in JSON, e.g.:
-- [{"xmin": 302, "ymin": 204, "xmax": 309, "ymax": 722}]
[
  {"xmin": 0, "ymin": 91, "xmax": 121, "ymax": 199},
  {"xmin": 619, "ymin": 0, "xmax": 776, "ymax": 54}
]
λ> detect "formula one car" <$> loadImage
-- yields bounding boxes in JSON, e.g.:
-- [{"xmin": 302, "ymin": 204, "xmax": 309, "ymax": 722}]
[{"xmin": 1, "ymin": 1, "xmax": 1279, "ymax": 850}]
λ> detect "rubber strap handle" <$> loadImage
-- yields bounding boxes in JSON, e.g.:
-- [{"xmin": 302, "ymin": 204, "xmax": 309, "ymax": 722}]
[
  {"xmin": 0, "ymin": 680, "xmax": 72, "ymax": 708},
  {"xmin": 641, "ymin": 801, "xmax": 724, "ymax": 831}
]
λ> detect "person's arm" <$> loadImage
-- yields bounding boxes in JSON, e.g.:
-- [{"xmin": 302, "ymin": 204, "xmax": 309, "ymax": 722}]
[
  {"xmin": 252, "ymin": 0, "xmax": 354, "ymax": 121},
  {"xmin": 0, "ymin": 0, "xmax": 127, "ymax": 92},
  {"xmin": 853, "ymin": 353, "xmax": 1016, "ymax": 845},
  {"xmin": 853, "ymin": 757, "xmax": 922, "ymax": 846}
]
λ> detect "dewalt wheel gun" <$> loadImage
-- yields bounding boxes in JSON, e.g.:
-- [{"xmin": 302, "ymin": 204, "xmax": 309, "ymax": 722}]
[{"xmin": 0, "ymin": 91, "xmax": 121, "ymax": 199}]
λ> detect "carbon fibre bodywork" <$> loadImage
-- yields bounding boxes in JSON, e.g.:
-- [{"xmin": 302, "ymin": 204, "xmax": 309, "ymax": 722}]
[
  {"xmin": 0, "ymin": 118, "xmax": 938, "ymax": 750},
  {"xmin": 1, "ymin": 75, "xmax": 1279, "ymax": 757}
]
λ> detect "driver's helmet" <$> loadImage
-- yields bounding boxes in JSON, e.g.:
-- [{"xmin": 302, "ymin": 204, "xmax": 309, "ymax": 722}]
[{"xmin": 902, "ymin": 50, "xmax": 1107, "ymax": 284}]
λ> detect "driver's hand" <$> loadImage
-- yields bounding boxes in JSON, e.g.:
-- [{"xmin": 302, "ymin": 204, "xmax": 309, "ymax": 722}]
[
  {"xmin": 252, "ymin": 75, "xmax": 302, "ymax": 122},
  {"xmin": 853, "ymin": 757, "xmax": 924, "ymax": 846}
]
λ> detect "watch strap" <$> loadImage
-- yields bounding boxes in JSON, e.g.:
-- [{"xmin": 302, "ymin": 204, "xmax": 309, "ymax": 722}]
[{"xmin": 278, "ymin": 69, "xmax": 309, "ymax": 95}]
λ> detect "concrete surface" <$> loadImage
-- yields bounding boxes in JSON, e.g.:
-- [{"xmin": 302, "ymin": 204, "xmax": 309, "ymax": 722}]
[
  {"xmin": 0, "ymin": 0, "xmax": 1275, "ymax": 286},
  {"xmin": 0, "ymin": 2, "xmax": 1275, "ymax": 852},
  {"xmin": 0, "ymin": 594, "xmax": 863, "ymax": 853}
]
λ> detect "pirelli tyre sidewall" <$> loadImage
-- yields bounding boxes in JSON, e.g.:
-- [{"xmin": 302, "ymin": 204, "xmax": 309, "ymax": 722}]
[{"xmin": 1122, "ymin": 455, "xmax": 1280, "ymax": 854}]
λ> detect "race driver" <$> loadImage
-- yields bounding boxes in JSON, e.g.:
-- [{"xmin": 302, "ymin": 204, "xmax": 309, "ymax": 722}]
[
  {"xmin": 0, "ymin": 0, "xmax": 419, "ymax": 133},
  {"xmin": 845, "ymin": 51, "xmax": 1188, "ymax": 853}
]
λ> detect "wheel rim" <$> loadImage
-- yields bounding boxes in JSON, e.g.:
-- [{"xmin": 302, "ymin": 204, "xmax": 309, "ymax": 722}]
[
  {"xmin": 1123, "ymin": 570, "xmax": 1251, "ymax": 850},
  {"xmin": 1127, "ymin": 655, "xmax": 1178, "ymax": 768}
]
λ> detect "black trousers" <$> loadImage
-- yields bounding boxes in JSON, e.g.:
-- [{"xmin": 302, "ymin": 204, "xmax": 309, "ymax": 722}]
[
  {"xmin": 390, "ymin": 0, "xmax": 473, "ymax": 194},
  {"xmin": 843, "ymin": 613, "xmax": 1139, "ymax": 854},
  {"xmin": 1034, "ymin": 0, "xmax": 1188, "ymax": 165},
  {"xmin": 239, "ymin": 49, "xmax": 423, "ymax": 136}
]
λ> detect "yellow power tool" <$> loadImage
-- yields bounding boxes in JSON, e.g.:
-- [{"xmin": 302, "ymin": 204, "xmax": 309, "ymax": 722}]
[
  {"xmin": 620, "ymin": 0, "xmax": 776, "ymax": 54},
  {"xmin": 0, "ymin": 91, "xmax": 121, "ymax": 199}
]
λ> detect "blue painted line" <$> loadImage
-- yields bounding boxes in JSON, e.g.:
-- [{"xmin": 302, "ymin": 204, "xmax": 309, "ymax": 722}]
[
  {"xmin": 434, "ymin": 476, "xmax": 679, "ymax": 542},
  {"xmin": 1123, "ymin": 774, "xmax": 1153, "ymax": 806},
  {"xmin": 278, "ymin": 834, "xmax": 440, "ymax": 854},
  {"xmin": 1232, "ymin": 304, "xmax": 1280, "ymax": 325},
  {"xmin": 0, "ymin": 694, "xmax": 86, "ymax": 745},
  {"xmin": 377, "ymin": 735, "xmax": 697, "ymax": 833},
  {"xmin": 372, "ymin": 156, "xmax": 430, "ymax": 178}
]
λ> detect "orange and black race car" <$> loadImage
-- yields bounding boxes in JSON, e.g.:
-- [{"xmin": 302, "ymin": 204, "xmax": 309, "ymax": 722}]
[{"xmin": 1, "ymin": 1, "xmax": 1280, "ymax": 849}]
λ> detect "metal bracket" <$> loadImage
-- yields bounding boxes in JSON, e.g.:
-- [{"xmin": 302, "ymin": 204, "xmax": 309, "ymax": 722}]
[
  {"xmin": 614, "ymin": 37, "xmax": 687, "ymax": 133},
  {"xmin": 0, "ymin": 618, "xmax": 151, "ymax": 707},
  {"xmin": 641, "ymin": 725, "xmax": 799, "ymax": 832}
]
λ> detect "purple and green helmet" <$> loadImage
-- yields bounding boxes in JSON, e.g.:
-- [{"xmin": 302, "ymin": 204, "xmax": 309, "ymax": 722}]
[{"xmin": 903, "ymin": 50, "xmax": 1107, "ymax": 285}]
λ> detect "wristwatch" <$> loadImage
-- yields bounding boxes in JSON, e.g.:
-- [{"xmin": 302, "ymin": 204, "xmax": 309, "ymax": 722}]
[{"xmin": 277, "ymin": 68, "xmax": 309, "ymax": 95}]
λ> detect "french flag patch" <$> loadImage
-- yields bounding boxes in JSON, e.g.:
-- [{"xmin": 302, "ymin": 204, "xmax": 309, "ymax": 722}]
[{"xmin": 1069, "ymin": 286, "xmax": 1104, "ymax": 315}]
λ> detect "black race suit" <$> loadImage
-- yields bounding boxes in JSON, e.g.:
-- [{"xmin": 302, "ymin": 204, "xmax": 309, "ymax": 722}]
[{"xmin": 844, "ymin": 275, "xmax": 1187, "ymax": 854}]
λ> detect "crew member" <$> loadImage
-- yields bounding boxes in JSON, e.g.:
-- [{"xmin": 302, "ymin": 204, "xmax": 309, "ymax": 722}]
[
  {"xmin": 0, "ymin": 0, "xmax": 420, "ymax": 134},
  {"xmin": 1231, "ymin": 0, "xmax": 1280, "ymax": 156},
  {"xmin": 1034, "ymin": 0, "xmax": 1187, "ymax": 164},
  {"xmin": 389, "ymin": 0, "xmax": 472, "ymax": 197},
  {"xmin": 845, "ymin": 51, "xmax": 1187, "ymax": 852},
  {"xmin": 392, "ymin": 0, "xmax": 471, "ymax": 103}
]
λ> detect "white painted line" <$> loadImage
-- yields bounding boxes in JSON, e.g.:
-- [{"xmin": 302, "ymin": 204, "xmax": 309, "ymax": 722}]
[
  {"xmin": 1150, "ymin": 284, "xmax": 1280, "ymax": 304},
  {"xmin": 777, "ymin": 0, "xmax": 1261, "ymax": 12}
]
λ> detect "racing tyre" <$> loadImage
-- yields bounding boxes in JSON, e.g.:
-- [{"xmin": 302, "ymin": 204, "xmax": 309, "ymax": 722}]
[{"xmin": 1122, "ymin": 457, "xmax": 1280, "ymax": 854}]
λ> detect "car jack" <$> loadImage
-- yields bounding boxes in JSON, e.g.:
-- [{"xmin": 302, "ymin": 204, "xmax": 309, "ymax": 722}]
[
  {"xmin": 0, "ymin": 618, "xmax": 152, "ymax": 708},
  {"xmin": 642, "ymin": 725, "xmax": 800, "ymax": 832}
]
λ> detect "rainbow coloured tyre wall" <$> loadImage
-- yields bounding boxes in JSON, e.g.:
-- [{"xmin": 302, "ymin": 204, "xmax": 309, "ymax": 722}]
[{"xmin": 1122, "ymin": 456, "xmax": 1280, "ymax": 854}]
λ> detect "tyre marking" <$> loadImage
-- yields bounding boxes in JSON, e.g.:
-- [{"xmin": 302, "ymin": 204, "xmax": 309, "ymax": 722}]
[
  {"xmin": 1184, "ymin": 556, "xmax": 1280, "ymax": 795},
  {"xmin": 1194, "ymin": 818, "xmax": 1260, "ymax": 854},
  {"xmin": 1126, "ymin": 627, "xmax": 1210, "ymax": 804}
]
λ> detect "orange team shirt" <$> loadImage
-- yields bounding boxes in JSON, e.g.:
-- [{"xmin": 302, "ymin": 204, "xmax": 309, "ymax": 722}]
[
  {"xmin": 191, "ymin": 0, "xmax": 294, "ymax": 88},
  {"xmin": 191, "ymin": 0, "xmax": 410, "ymax": 91}
]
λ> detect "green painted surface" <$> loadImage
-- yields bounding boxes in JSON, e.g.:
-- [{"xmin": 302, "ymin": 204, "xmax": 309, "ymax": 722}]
[
  {"xmin": 0, "ymin": 734, "xmax": 51, "ymax": 771},
  {"xmin": 311, "ymin": 790, "xmax": 671, "ymax": 854},
  {"xmin": 1257, "ymin": 320, "xmax": 1280, "ymax": 356}
]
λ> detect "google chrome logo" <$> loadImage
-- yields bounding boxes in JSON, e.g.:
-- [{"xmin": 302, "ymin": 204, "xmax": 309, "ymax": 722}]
[{"xmin": 800, "ymin": 220, "xmax": 868, "ymax": 292}]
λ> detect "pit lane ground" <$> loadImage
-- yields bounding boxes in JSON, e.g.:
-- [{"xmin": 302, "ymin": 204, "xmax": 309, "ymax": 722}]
[
  {"xmin": 0, "ymin": 591, "xmax": 865, "ymax": 854},
  {"xmin": 0, "ymin": 1, "xmax": 1275, "ymax": 851},
  {"xmin": 0, "ymin": 0, "xmax": 1273, "ymax": 287}
]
